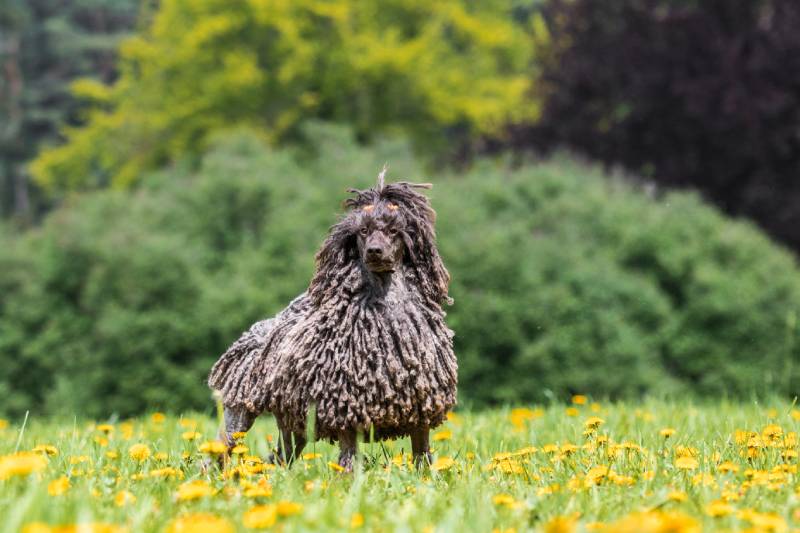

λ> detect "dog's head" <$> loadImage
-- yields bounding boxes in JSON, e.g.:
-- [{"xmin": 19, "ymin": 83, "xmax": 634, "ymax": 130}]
[
  {"xmin": 309, "ymin": 167, "xmax": 452, "ymax": 306},
  {"xmin": 354, "ymin": 201, "xmax": 409, "ymax": 274}
]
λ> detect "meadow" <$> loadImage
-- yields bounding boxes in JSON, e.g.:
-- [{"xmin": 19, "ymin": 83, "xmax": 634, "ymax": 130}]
[{"xmin": 1, "ymin": 398, "xmax": 798, "ymax": 532}]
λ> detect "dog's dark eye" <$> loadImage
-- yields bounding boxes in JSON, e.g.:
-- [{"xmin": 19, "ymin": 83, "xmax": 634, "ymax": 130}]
[
  {"xmin": 359, "ymin": 227, "xmax": 368, "ymax": 236},
  {"xmin": 388, "ymin": 228, "xmax": 398, "ymax": 236}
]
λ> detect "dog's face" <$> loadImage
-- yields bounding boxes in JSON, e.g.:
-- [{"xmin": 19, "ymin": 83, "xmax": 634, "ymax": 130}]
[{"xmin": 355, "ymin": 203, "xmax": 408, "ymax": 273}]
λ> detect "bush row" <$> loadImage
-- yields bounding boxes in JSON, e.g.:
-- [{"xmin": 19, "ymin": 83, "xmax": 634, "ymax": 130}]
[{"xmin": 2, "ymin": 124, "xmax": 800, "ymax": 417}]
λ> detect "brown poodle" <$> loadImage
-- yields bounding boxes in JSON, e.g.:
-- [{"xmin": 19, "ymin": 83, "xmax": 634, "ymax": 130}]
[{"xmin": 208, "ymin": 169, "xmax": 457, "ymax": 470}]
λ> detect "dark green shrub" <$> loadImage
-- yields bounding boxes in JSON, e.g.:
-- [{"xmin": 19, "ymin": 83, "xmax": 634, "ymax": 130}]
[
  {"xmin": 2, "ymin": 125, "xmax": 799, "ymax": 417},
  {"xmin": 437, "ymin": 159, "xmax": 800, "ymax": 403}
]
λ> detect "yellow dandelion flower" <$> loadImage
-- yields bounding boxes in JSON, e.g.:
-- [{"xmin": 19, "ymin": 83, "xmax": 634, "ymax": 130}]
[
  {"xmin": 128, "ymin": 444, "xmax": 150, "ymax": 462},
  {"xmin": 492, "ymin": 493, "xmax": 517, "ymax": 507},
  {"xmin": 105, "ymin": 451, "xmax": 119, "ymax": 460},
  {"xmin": 328, "ymin": 461, "xmax": 345, "ymax": 472},
  {"xmin": 560, "ymin": 443, "xmax": 579, "ymax": 455},
  {"xmin": 706, "ymin": 500, "xmax": 734, "ymax": 517},
  {"xmin": 243, "ymin": 504, "xmax": 277, "ymax": 528},
  {"xmin": 179, "ymin": 418, "xmax": 197, "ymax": 429},
  {"xmin": 537, "ymin": 483, "xmax": 561, "ymax": 496},
  {"xmin": 659, "ymin": 428, "xmax": 676, "ymax": 438},
  {"xmin": 23, "ymin": 523, "xmax": 126, "ymax": 533},
  {"xmin": 721, "ymin": 489, "xmax": 741, "ymax": 502},
  {"xmin": 231, "ymin": 445, "xmax": 249, "ymax": 455},
  {"xmin": 181, "ymin": 431, "xmax": 201, "ymax": 441},
  {"xmin": 96, "ymin": 424, "xmax": 115, "ymax": 434},
  {"xmin": 509, "ymin": 407, "xmax": 543, "ymax": 428},
  {"xmin": 94, "ymin": 436, "xmax": 109, "ymax": 447},
  {"xmin": 667, "ymin": 490, "xmax": 687, "ymax": 502},
  {"xmin": 166, "ymin": 513, "xmax": 234, "ymax": 533},
  {"xmin": 512, "ymin": 446, "xmax": 537, "ymax": 457},
  {"xmin": 232, "ymin": 431, "xmax": 248, "ymax": 440},
  {"xmin": 114, "ymin": 490, "xmax": 136, "ymax": 507},
  {"xmin": 47, "ymin": 476, "xmax": 70, "ymax": 496},
  {"xmin": 276, "ymin": 500, "xmax": 303, "ymax": 517},
  {"xmin": 244, "ymin": 464, "xmax": 266, "ymax": 475},
  {"xmin": 149, "ymin": 467, "xmax": 181, "ymax": 479},
  {"xmin": 198, "ymin": 441, "xmax": 227, "ymax": 455},
  {"xmin": 494, "ymin": 460, "xmax": 526, "ymax": 475},
  {"xmin": 22, "ymin": 523, "xmax": 51, "ymax": 533},
  {"xmin": 763, "ymin": 424, "xmax": 783, "ymax": 439},
  {"xmin": 675, "ymin": 457, "xmax": 698, "ymax": 470},
  {"xmin": 431, "ymin": 457, "xmax": 455, "ymax": 472},
  {"xmin": 350, "ymin": 512, "xmax": 364, "ymax": 529},
  {"xmin": 543, "ymin": 515, "xmax": 577, "ymax": 533},
  {"xmin": 69, "ymin": 455, "xmax": 90, "ymax": 465},
  {"xmin": 446, "ymin": 411, "xmax": 461, "ymax": 424},
  {"xmin": 151, "ymin": 413, "xmax": 166, "ymax": 424},
  {"xmin": 691, "ymin": 473, "xmax": 715, "ymax": 487},
  {"xmin": 432, "ymin": 430, "xmax": 452, "ymax": 441},
  {"xmin": 176, "ymin": 480, "xmax": 214, "ymax": 501},
  {"xmin": 717, "ymin": 461, "xmax": 739, "ymax": 474},
  {"xmin": 302, "ymin": 453, "xmax": 321, "ymax": 460},
  {"xmin": 740, "ymin": 510, "xmax": 787, "ymax": 531},
  {"xmin": 154, "ymin": 452, "xmax": 168, "ymax": 461},
  {"xmin": 243, "ymin": 484, "xmax": 273, "ymax": 498},
  {"xmin": 0, "ymin": 419, "xmax": 8, "ymax": 430},
  {"xmin": 572, "ymin": 395, "xmax": 587, "ymax": 405},
  {"xmin": 674, "ymin": 445, "xmax": 697, "ymax": 458},
  {"xmin": 119, "ymin": 422, "xmax": 134, "ymax": 440},
  {"xmin": 583, "ymin": 416, "xmax": 606, "ymax": 429},
  {"xmin": 32, "ymin": 445, "xmax": 58, "ymax": 456},
  {"xmin": 542, "ymin": 444, "xmax": 559, "ymax": 454},
  {"xmin": 565, "ymin": 407, "xmax": 579, "ymax": 417},
  {"xmin": 0, "ymin": 452, "xmax": 48, "ymax": 480}
]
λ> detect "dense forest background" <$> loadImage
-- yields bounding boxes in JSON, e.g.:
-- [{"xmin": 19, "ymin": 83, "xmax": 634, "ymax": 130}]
[{"xmin": 2, "ymin": 0, "xmax": 800, "ymax": 417}]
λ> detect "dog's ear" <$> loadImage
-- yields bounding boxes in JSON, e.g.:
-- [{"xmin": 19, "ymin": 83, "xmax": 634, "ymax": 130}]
[
  {"xmin": 308, "ymin": 220, "xmax": 358, "ymax": 305},
  {"xmin": 403, "ymin": 216, "xmax": 452, "ymax": 307},
  {"xmin": 400, "ymin": 230, "xmax": 417, "ymax": 264}
]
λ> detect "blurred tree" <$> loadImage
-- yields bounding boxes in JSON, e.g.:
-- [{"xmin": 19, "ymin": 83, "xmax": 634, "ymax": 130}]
[
  {"xmin": 0, "ymin": 0, "xmax": 139, "ymax": 222},
  {"xmin": 521, "ymin": 0, "xmax": 800, "ymax": 252},
  {"xmin": 30, "ymin": 0, "xmax": 539, "ymax": 193}
]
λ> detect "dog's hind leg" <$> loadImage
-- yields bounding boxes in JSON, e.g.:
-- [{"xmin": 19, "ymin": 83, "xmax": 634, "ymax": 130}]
[
  {"xmin": 293, "ymin": 431, "xmax": 307, "ymax": 461},
  {"xmin": 337, "ymin": 429, "xmax": 357, "ymax": 472},
  {"xmin": 410, "ymin": 426, "xmax": 432, "ymax": 469}
]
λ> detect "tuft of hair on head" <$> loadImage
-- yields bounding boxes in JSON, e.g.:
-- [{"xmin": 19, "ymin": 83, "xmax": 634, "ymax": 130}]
[
  {"xmin": 377, "ymin": 163, "xmax": 388, "ymax": 190},
  {"xmin": 310, "ymin": 166, "xmax": 452, "ymax": 307}
]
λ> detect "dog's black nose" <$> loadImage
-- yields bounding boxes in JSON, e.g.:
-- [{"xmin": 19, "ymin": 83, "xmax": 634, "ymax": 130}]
[{"xmin": 367, "ymin": 246, "xmax": 383, "ymax": 257}]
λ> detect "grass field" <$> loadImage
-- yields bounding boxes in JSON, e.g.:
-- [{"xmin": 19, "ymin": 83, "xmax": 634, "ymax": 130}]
[{"xmin": 1, "ymin": 398, "xmax": 799, "ymax": 532}]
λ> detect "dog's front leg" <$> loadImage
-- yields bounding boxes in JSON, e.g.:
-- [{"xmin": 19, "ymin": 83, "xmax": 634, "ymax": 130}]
[
  {"xmin": 219, "ymin": 405, "xmax": 257, "ymax": 450},
  {"xmin": 337, "ymin": 429, "xmax": 357, "ymax": 472},
  {"xmin": 410, "ymin": 426, "xmax": 432, "ymax": 468},
  {"xmin": 202, "ymin": 405, "xmax": 257, "ymax": 471}
]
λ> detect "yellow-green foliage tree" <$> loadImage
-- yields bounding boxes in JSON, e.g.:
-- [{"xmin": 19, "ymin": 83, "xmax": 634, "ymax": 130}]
[{"xmin": 31, "ymin": 0, "xmax": 539, "ymax": 192}]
